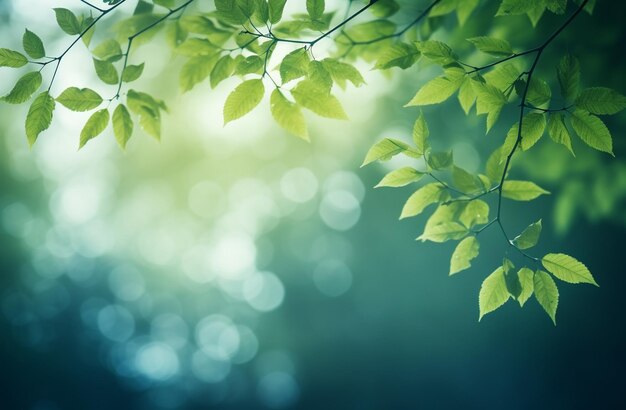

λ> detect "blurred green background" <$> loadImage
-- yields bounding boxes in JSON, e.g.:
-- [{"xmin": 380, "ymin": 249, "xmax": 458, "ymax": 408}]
[{"xmin": 1, "ymin": 1, "xmax": 625, "ymax": 409}]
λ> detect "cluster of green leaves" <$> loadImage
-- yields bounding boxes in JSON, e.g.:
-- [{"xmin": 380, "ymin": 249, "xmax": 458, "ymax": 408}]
[
  {"xmin": 362, "ymin": 0, "xmax": 622, "ymax": 323},
  {"xmin": 0, "ymin": 0, "xmax": 622, "ymax": 323}
]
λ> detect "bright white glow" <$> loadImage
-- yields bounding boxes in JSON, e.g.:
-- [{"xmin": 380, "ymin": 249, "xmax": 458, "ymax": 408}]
[{"xmin": 210, "ymin": 233, "xmax": 257, "ymax": 280}]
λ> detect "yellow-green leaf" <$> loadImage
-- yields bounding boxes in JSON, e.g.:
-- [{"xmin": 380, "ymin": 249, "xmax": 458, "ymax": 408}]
[
  {"xmin": 450, "ymin": 236, "xmax": 479, "ymax": 275},
  {"xmin": 542, "ymin": 253, "xmax": 598, "ymax": 286},
  {"xmin": 25, "ymin": 91, "xmax": 55, "ymax": 146},
  {"xmin": 534, "ymin": 270, "xmax": 559, "ymax": 324},
  {"xmin": 80, "ymin": 109, "xmax": 110, "ymax": 148},
  {"xmin": 223, "ymin": 79, "xmax": 265, "ymax": 124},
  {"xmin": 479, "ymin": 267, "xmax": 509, "ymax": 320},
  {"xmin": 270, "ymin": 89, "xmax": 308, "ymax": 140}
]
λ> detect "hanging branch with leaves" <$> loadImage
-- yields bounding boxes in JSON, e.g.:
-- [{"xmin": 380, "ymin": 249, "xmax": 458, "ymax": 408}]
[{"xmin": 1, "ymin": 0, "xmax": 625, "ymax": 323}]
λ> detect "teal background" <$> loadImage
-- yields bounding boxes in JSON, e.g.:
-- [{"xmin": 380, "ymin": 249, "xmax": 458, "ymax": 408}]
[{"xmin": 1, "ymin": 1, "xmax": 625, "ymax": 409}]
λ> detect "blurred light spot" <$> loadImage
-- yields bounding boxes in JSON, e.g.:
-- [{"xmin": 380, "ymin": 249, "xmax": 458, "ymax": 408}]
[
  {"xmin": 138, "ymin": 229, "xmax": 177, "ymax": 266},
  {"xmin": 97, "ymin": 304, "xmax": 135, "ymax": 342},
  {"xmin": 196, "ymin": 315, "xmax": 240, "ymax": 359},
  {"xmin": 313, "ymin": 260, "xmax": 353, "ymax": 297},
  {"xmin": 319, "ymin": 190, "xmax": 361, "ymax": 231},
  {"xmin": 323, "ymin": 171, "xmax": 366, "ymax": 202},
  {"xmin": 191, "ymin": 350, "xmax": 231, "ymax": 383},
  {"xmin": 231, "ymin": 326, "xmax": 259, "ymax": 364},
  {"xmin": 109, "ymin": 265, "xmax": 145, "ymax": 302},
  {"xmin": 257, "ymin": 372, "xmax": 300, "ymax": 409},
  {"xmin": 181, "ymin": 244, "xmax": 217, "ymax": 283},
  {"xmin": 243, "ymin": 272, "xmax": 285, "ymax": 312},
  {"xmin": 280, "ymin": 168, "xmax": 319, "ymax": 203},
  {"xmin": 210, "ymin": 233, "xmax": 256, "ymax": 280},
  {"xmin": 135, "ymin": 342, "xmax": 180, "ymax": 381},
  {"xmin": 188, "ymin": 181, "xmax": 224, "ymax": 219},
  {"xmin": 50, "ymin": 178, "xmax": 104, "ymax": 225},
  {"xmin": 1, "ymin": 202, "xmax": 31, "ymax": 237},
  {"xmin": 151, "ymin": 314, "xmax": 188, "ymax": 350}
]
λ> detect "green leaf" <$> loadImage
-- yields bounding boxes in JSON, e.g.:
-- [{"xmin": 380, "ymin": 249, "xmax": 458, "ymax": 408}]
[
  {"xmin": 122, "ymin": 63, "xmax": 145, "ymax": 82},
  {"xmin": 56, "ymin": 87, "xmax": 103, "ymax": 111},
  {"xmin": 517, "ymin": 268, "xmax": 534, "ymax": 307},
  {"xmin": 375, "ymin": 42, "xmax": 420, "ymax": 70},
  {"xmin": 467, "ymin": 36, "xmax": 513, "ymax": 57},
  {"xmin": 80, "ymin": 109, "xmax": 110, "ymax": 148},
  {"xmin": 556, "ymin": 54, "xmax": 580, "ymax": 102},
  {"xmin": 526, "ymin": 77, "xmax": 551, "ymax": 106},
  {"xmin": 93, "ymin": 39, "xmax": 123, "ymax": 61},
  {"xmin": 112, "ymin": 104, "xmax": 133, "ymax": 149},
  {"xmin": 362, "ymin": 138, "xmax": 419, "ymax": 166},
  {"xmin": 306, "ymin": 0, "xmax": 325, "ymax": 19},
  {"xmin": 570, "ymin": 109, "xmax": 613, "ymax": 155},
  {"xmin": 459, "ymin": 200, "xmax": 490, "ymax": 228},
  {"xmin": 235, "ymin": 55, "xmax": 264, "ymax": 75},
  {"xmin": 268, "ymin": 0, "xmax": 288, "ymax": 24},
  {"xmin": 520, "ymin": 112, "xmax": 546, "ymax": 151},
  {"xmin": 547, "ymin": 112, "xmax": 574, "ymax": 154},
  {"xmin": 502, "ymin": 180, "xmax": 550, "ymax": 201},
  {"xmin": 0, "ymin": 48, "xmax": 28, "ymax": 68},
  {"xmin": 479, "ymin": 267, "xmax": 510, "ymax": 320},
  {"xmin": 22, "ymin": 29, "xmax": 45, "ymax": 59},
  {"xmin": 412, "ymin": 111, "xmax": 429, "ymax": 154},
  {"xmin": 415, "ymin": 40, "xmax": 457, "ymax": 65},
  {"xmin": 291, "ymin": 80, "xmax": 347, "ymax": 120},
  {"xmin": 54, "ymin": 8, "xmax": 82, "ymax": 35},
  {"xmin": 546, "ymin": 0, "xmax": 567, "ymax": 14},
  {"xmin": 93, "ymin": 58, "xmax": 119, "ymax": 85},
  {"xmin": 426, "ymin": 150, "xmax": 453, "ymax": 170},
  {"xmin": 126, "ymin": 89, "xmax": 164, "ymax": 140},
  {"xmin": 270, "ymin": 89, "xmax": 308, "ymax": 140},
  {"xmin": 2, "ymin": 72, "xmax": 42, "ymax": 104},
  {"xmin": 418, "ymin": 221, "xmax": 468, "ymax": 243},
  {"xmin": 321, "ymin": 59, "xmax": 365, "ymax": 89},
  {"xmin": 211, "ymin": 55, "xmax": 236, "ymax": 88},
  {"xmin": 25, "ymin": 91, "xmax": 55, "ymax": 146},
  {"xmin": 179, "ymin": 55, "xmax": 218, "ymax": 92},
  {"xmin": 375, "ymin": 167, "xmax": 424, "ymax": 188},
  {"xmin": 405, "ymin": 74, "xmax": 463, "ymax": 106},
  {"xmin": 280, "ymin": 48, "xmax": 310, "ymax": 84},
  {"xmin": 513, "ymin": 219, "xmax": 542, "ymax": 249},
  {"xmin": 400, "ymin": 183, "xmax": 449, "ymax": 219},
  {"xmin": 450, "ymin": 236, "xmax": 480, "ymax": 275},
  {"xmin": 215, "ymin": 0, "xmax": 247, "ymax": 24},
  {"xmin": 575, "ymin": 87, "xmax": 626, "ymax": 115},
  {"xmin": 542, "ymin": 253, "xmax": 598, "ymax": 286},
  {"xmin": 496, "ymin": 0, "xmax": 540, "ymax": 16},
  {"xmin": 223, "ymin": 79, "xmax": 265, "ymax": 124},
  {"xmin": 534, "ymin": 270, "xmax": 559, "ymax": 324},
  {"xmin": 472, "ymin": 80, "xmax": 507, "ymax": 132},
  {"xmin": 452, "ymin": 166, "xmax": 483, "ymax": 194},
  {"xmin": 457, "ymin": 77, "xmax": 476, "ymax": 114},
  {"xmin": 372, "ymin": 0, "xmax": 400, "ymax": 17},
  {"xmin": 503, "ymin": 259, "xmax": 522, "ymax": 299}
]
